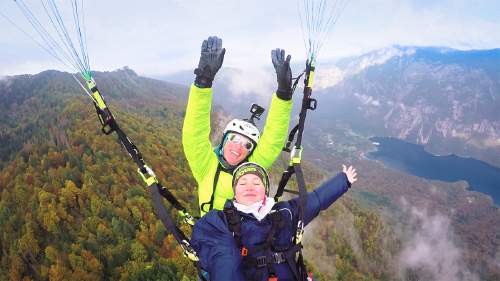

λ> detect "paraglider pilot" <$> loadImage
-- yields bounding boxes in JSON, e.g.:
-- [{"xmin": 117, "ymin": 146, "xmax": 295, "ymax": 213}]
[{"xmin": 183, "ymin": 36, "xmax": 295, "ymax": 215}]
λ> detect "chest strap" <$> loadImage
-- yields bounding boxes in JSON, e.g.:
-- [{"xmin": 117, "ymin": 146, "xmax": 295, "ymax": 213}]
[{"xmin": 201, "ymin": 164, "xmax": 223, "ymax": 213}]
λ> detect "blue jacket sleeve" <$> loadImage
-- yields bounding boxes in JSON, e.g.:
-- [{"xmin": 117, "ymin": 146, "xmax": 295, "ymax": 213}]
[
  {"xmin": 191, "ymin": 211, "xmax": 245, "ymax": 281},
  {"xmin": 288, "ymin": 172, "xmax": 350, "ymax": 226}
]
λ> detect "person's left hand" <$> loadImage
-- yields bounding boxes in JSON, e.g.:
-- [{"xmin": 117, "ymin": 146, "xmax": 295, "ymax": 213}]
[
  {"xmin": 271, "ymin": 48, "xmax": 292, "ymax": 100},
  {"xmin": 342, "ymin": 164, "xmax": 357, "ymax": 184}
]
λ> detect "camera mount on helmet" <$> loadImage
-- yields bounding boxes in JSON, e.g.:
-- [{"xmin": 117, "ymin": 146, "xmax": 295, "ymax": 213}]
[{"xmin": 246, "ymin": 103, "xmax": 265, "ymax": 125}]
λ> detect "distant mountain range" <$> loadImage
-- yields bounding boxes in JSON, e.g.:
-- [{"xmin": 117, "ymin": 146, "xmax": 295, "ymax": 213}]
[{"xmin": 312, "ymin": 46, "xmax": 500, "ymax": 167}]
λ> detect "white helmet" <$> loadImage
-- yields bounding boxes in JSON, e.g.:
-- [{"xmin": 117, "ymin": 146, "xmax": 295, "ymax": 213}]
[{"xmin": 223, "ymin": 119, "xmax": 260, "ymax": 144}]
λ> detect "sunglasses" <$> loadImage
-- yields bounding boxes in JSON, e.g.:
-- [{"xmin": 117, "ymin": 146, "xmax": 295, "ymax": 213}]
[{"xmin": 227, "ymin": 133, "xmax": 255, "ymax": 151}]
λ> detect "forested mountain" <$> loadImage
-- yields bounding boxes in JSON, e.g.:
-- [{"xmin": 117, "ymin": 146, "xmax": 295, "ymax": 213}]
[
  {"xmin": 0, "ymin": 69, "xmax": 200, "ymax": 280},
  {"xmin": 0, "ymin": 69, "xmax": 397, "ymax": 280}
]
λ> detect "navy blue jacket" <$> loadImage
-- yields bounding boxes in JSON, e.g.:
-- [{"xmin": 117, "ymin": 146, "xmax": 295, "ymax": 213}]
[{"xmin": 191, "ymin": 172, "xmax": 351, "ymax": 281}]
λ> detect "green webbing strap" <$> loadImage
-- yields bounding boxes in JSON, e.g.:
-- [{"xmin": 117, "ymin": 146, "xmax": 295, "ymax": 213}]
[
  {"xmin": 274, "ymin": 62, "xmax": 316, "ymax": 203},
  {"xmin": 293, "ymin": 163, "xmax": 307, "ymax": 245},
  {"xmin": 85, "ymin": 79, "xmax": 199, "ymax": 259},
  {"xmin": 272, "ymin": 61, "xmax": 318, "ymax": 263}
]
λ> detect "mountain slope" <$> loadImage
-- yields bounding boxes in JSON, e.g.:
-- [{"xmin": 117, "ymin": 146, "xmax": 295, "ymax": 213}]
[
  {"xmin": 0, "ymin": 69, "xmax": 398, "ymax": 280},
  {"xmin": 314, "ymin": 46, "xmax": 500, "ymax": 167},
  {"xmin": 0, "ymin": 69, "xmax": 201, "ymax": 280}
]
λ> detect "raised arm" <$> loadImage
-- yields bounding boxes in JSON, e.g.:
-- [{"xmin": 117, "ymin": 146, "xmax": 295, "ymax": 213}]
[
  {"xmin": 249, "ymin": 49, "xmax": 293, "ymax": 168},
  {"xmin": 182, "ymin": 85, "xmax": 216, "ymax": 182},
  {"xmin": 182, "ymin": 36, "xmax": 225, "ymax": 182},
  {"xmin": 289, "ymin": 166, "xmax": 357, "ymax": 226}
]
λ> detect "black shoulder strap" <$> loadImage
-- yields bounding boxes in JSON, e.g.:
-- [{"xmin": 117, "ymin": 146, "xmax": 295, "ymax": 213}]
[
  {"xmin": 86, "ymin": 80, "xmax": 201, "ymax": 267},
  {"xmin": 274, "ymin": 66, "xmax": 315, "ymax": 202},
  {"xmin": 264, "ymin": 211, "xmax": 284, "ymax": 247},
  {"xmin": 200, "ymin": 163, "xmax": 223, "ymax": 213},
  {"xmin": 271, "ymin": 63, "xmax": 317, "ymax": 281},
  {"xmin": 223, "ymin": 203, "xmax": 243, "ymax": 248}
]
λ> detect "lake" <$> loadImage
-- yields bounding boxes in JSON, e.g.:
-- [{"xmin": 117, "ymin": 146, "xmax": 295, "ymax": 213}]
[{"xmin": 367, "ymin": 136, "xmax": 500, "ymax": 206}]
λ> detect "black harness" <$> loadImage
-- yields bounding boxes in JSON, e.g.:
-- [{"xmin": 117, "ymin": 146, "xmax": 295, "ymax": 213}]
[
  {"xmin": 223, "ymin": 203, "xmax": 308, "ymax": 281},
  {"xmin": 86, "ymin": 80, "xmax": 207, "ymax": 279}
]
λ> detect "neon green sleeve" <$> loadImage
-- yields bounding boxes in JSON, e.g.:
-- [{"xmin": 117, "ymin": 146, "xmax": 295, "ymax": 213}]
[
  {"xmin": 182, "ymin": 84, "xmax": 216, "ymax": 182},
  {"xmin": 249, "ymin": 93, "xmax": 293, "ymax": 169}
]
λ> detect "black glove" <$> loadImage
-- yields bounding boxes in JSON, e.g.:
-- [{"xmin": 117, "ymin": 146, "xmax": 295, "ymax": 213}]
[
  {"xmin": 194, "ymin": 36, "xmax": 226, "ymax": 88},
  {"xmin": 271, "ymin": 48, "xmax": 292, "ymax": 100}
]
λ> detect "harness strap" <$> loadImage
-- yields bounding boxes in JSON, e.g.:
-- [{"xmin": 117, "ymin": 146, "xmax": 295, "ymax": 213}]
[
  {"xmin": 271, "ymin": 62, "xmax": 316, "ymax": 281},
  {"xmin": 224, "ymin": 204, "xmax": 244, "ymax": 249},
  {"xmin": 296, "ymin": 251, "xmax": 308, "ymax": 280},
  {"xmin": 274, "ymin": 64, "xmax": 316, "ymax": 204},
  {"xmin": 283, "ymin": 124, "xmax": 299, "ymax": 153},
  {"xmin": 245, "ymin": 245, "xmax": 302, "ymax": 266},
  {"xmin": 86, "ymin": 80, "xmax": 199, "ymax": 263},
  {"xmin": 201, "ymin": 164, "xmax": 223, "ymax": 213},
  {"xmin": 274, "ymin": 165, "xmax": 294, "ymax": 201}
]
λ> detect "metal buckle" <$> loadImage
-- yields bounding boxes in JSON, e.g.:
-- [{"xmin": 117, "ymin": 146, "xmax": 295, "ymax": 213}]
[
  {"xmin": 179, "ymin": 211, "xmax": 196, "ymax": 226},
  {"xmin": 295, "ymin": 220, "xmax": 304, "ymax": 244},
  {"xmin": 138, "ymin": 165, "xmax": 158, "ymax": 186},
  {"xmin": 181, "ymin": 240, "xmax": 199, "ymax": 262},
  {"xmin": 96, "ymin": 108, "xmax": 115, "ymax": 135},
  {"xmin": 290, "ymin": 146, "xmax": 303, "ymax": 164},
  {"xmin": 272, "ymin": 252, "xmax": 285, "ymax": 264},
  {"xmin": 308, "ymin": 98, "xmax": 317, "ymax": 110},
  {"xmin": 256, "ymin": 256, "xmax": 267, "ymax": 267}
]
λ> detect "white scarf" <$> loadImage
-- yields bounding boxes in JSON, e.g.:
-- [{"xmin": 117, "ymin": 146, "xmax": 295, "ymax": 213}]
[{"xmin": 233, "ymin": 197, "xmax": 276, "ymax": 221}]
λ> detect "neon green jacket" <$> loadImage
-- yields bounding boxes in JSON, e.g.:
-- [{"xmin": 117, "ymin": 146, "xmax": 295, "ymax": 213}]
[{"xmin": 183, "ymin": 84, "xmax": 292, "ymax": 215}]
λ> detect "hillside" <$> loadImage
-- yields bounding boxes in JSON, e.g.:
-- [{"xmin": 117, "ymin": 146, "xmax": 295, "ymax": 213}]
[{"xmin": 0, "ymin": 69, "xmax": 398, "ymax": 280}]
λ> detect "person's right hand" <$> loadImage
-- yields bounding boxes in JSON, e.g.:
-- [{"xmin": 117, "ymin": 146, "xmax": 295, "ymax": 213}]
[
  {"xmin": 194, "ymin": 36, "xmax": 226, "ymax": 88},
  {"xmin": 342, "ymin": 165, "xmax": 357, "ymax": 185}
]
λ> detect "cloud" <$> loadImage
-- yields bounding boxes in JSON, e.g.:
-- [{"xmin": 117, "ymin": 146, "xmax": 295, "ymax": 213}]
[
  {"xmin": 354, "ymin": 93, "xmax": 381, "ymax": 107},
  {"xmin": 314, "ymin": 46, "xmax": 417, "ymax": 89},
  {"xmin": 334, "ymin": 0, "xmax": 500, "ymax": 56},
  {"xmin": 219, "ymin": 67, "xmax": 275, "ymax": 101},
  {"xmin": 397, "ymin": 201, "xmax": 479, "ymax": 281},
  {"xmin": 2, "ymin": 0, "xmax": 500, "ymax": 76}
]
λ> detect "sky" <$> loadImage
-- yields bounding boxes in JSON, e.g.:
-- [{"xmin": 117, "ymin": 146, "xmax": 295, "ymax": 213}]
[{"xmin": 1, "ymin": 0, "xmax": 500, "ymax": 77}]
